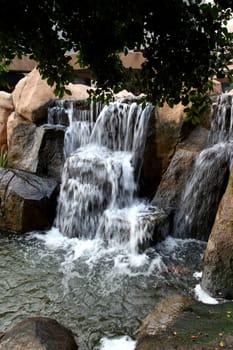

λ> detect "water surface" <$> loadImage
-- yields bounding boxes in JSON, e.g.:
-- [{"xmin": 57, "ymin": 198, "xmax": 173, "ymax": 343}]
[{"xmin": 0, "ymin": 229, "xmax": 205, "ymax": 349}]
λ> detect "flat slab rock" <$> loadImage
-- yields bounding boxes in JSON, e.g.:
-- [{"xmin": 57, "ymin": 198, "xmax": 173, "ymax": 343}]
[
  {"xmin": 0, "ymin": 168, "xmax": 58, "ymax": 233},
  {"xmin": 0, "ymin": 317, "xmax": 78, "ymax": 350}
]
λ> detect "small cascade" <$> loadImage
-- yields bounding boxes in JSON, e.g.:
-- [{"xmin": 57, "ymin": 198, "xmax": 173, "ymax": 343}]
[
  {"xmin": 174, "ymin": 94, "xmax": 233, "ymax": 240},
  {"xmin": 48, "ymin": 99, "xmax": 103, "ymax": 157},
  {"xmin": 208, "ymin": 94, "xmax": 233, "ymax": 146},
  {"xmin": 173, "ymin": 143, "xmax": 231, "ymax": 240},
  {"xmin": 53, "ymin": 100, "xmax": 164, "ymax": 252}
]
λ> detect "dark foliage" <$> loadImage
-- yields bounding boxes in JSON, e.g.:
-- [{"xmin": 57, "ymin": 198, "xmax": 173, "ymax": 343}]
[{"xmin": 0, "ymin": 0, "xmax": 233, "ymax": 120}]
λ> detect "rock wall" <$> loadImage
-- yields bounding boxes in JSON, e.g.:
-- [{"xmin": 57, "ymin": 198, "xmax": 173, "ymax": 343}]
[
  {"xmin": 140, "ymin": 103, "xmax": 187, "ymax": 198},
  {"xmin": 201, "ymin": 166, "xmax": 233, "ymax": 299}
]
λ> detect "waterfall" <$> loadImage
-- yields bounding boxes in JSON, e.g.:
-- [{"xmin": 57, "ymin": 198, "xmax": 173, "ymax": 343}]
[
  {"xmin": 207, "ymin": 94, "xmax": 233, "ymax": 146},
  {"xmin": 50, "ymin": 99, "xmax": 165, "ymax": 252},
  {"xmin": 174, "ymin": 94, "xmax": 233, "ymax": 240}
]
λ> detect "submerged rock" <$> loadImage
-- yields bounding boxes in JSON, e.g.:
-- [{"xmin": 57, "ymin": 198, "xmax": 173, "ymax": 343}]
[
  {"xmin": 0, "ymin": 317, "xmax": 78, "ymax": 350},
  {"xmin": 0, "ymin": 168, "xmax": 58, "ymax": 233},
  {"xmin": 202, "ymin": 166, "xmax": 233, "ymax": 299}
]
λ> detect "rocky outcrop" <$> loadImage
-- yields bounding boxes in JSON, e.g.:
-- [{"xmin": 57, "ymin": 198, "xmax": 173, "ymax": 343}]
[
  {"xmin": 8, "ymin": 123, "xmax": 65, "ymax": 179},
  {"xmin": 7, "ymin": 111, "xmax": 31, "ymax": 147},
  {"xmin": 151, "ymin": 125, "xmax": 209, "ymax": 232},
  {"xmin": 152, "ymin": 149, "xmax": 197, "ymax": 212},
  {"xmin": 0, "ymin": 317, "xmax": 78, "ymax": 350},
  {"xmin": 0, "ymin": 168, "xmax": 58, "ymax": 233},
  {"xmin": 201, "ymin": 166, "xmax": 233, "ymax": 299},
  {"xmin": 12, "ymin": 68, "xmax": 90, "ymax": 123},
  {"xmin": 0, "ymin": 91, "xmax": 14, "ymax": 148},
  {"xmin": 136, "ymin": 295, "xmax": 192, "ymax": 350},
  {"xmin": 139, "ymin": 103, "xmax": 185, "ymax": 198}
]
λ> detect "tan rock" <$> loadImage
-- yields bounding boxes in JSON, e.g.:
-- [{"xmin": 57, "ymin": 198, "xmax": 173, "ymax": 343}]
[
  {"xmin": 0, "ymin": 92, "xmax": 14, "ymax": 149},
  {"xmin": 158, "ymin": 102, "xmax": 185, "ymax": 123},
  {"xmin": 7, "ymin": 112, "xmax": 30, "ymax": 148},
  {"xmin": 201, "ymin": 166, "xmax": 233, "ymax": 299},
  {"xmin": 0, "ymin": 91, "xmax": 14, "ymax": 110},
  {"xmin": 211, "ymin": 79, "xmax": 222, "ymax": 95},
  {"xmin": 12, "ymin": 68, "xmax": 90, "ymax": 123},
  {"xmin": 12, "ymin": 69, "xmax": 54, "ymax": 122},
  {"xmin": 65, "ymin": 83, "xmax": 90, "ymax": 100},
  {"xmin": 114, "ymin": 89, "xmax": 135, "ymax": 99}
]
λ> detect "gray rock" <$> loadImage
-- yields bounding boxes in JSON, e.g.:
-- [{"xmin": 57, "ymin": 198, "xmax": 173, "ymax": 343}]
[
  {"xmin": 0, "ymin": 317, "xmax": 78, "ymax": 350},
  {"xmin": 152, "ymin": 148, "xmax": 197, "ymax": 212},
  {"xmin": 8, "ymin": 124, "xmax": 65, "ymax": 181},
  {"xmin": 0, "ymin": 168, "xmax": 58, "ymax": 233}
]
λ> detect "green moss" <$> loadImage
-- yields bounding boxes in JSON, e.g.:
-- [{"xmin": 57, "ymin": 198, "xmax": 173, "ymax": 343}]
[{"xmin": 137, "ymin": 302, "xmax": 233, "ymax": 349}]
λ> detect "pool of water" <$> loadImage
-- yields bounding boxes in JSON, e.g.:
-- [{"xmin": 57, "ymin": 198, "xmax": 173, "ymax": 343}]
[{"xmin": 0, "ymin": 228, "xmax": 206, "ymax": 349}]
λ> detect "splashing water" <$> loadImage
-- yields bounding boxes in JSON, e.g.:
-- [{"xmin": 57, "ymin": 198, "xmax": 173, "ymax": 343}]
[
  {"xmin": 0, "ymin": 229, "xmax": 206, "ymax": 349},
  {"xmin": 54, "ymin": 100, "xmax": 164, "ymax": 252}
]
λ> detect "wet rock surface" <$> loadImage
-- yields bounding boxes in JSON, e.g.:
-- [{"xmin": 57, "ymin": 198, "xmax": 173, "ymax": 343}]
[
  {"xmin": 8, "ymin": 124, "xmax": 65, "ymax": 180},
  {"xmin": 0, "ymin": 168, "xmax": 58, "ymax": 233},
  {"xmin": 202, "ymin": 166, "xmax": 233, "ymax": 299},
  {"xmin": 0, "ymin": 317, "xmax": 78, "ymax": 350},
  {"xmin": 136, "ymin": 296, "xmax": 233, "ymax": 350}
]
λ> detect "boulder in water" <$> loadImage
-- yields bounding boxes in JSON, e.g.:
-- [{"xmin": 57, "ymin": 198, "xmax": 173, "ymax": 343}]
[
  {"xmin": 201, "ymin": 166, "xmax": 233, "ymax": 299},
  {"xmin": 0, "ymin": 317, "xmax": 78, "ymax": 350},
  {"xmin": 0, "ymin": 168, "xmax": 58, "ymax": 233}
]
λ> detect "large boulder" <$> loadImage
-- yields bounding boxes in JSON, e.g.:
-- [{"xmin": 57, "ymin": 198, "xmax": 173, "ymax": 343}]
[
  {"xmin": 201, "ymin": 166, "xmax": 233, "ymax": 299},
  {"xmin": 152, "ymin": 149, "xmax": 197, "ymax": 211},
  {"xmin": 139, "ymin": 103, "xmax": 185, "ymax": 198},
  {"xmin": 0, "ymin": 168, "xmax": 58, "ymax": 233},
  {"xmin": 0, "ymin": 91, "xmax": 14, "ymax": 148},
  {"xmin": 0, "ymin": 317, "xmax": 78, "ymax": 350},
  {"xmin": 8, "ymin": 122, "xmax": 65, "ymax": 180},
  {"xmin": 12, "ymin": 68, "xmax": 89, "ymax": 123}
]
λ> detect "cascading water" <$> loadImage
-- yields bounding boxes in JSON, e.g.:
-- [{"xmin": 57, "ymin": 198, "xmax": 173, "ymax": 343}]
[
  {"xmin": 53, "ymin": 99, "xmax": 164, "ymax": 252},
  {"xmin": 174, "ymin": 94, "xmax": 233, "ymax": 240}
]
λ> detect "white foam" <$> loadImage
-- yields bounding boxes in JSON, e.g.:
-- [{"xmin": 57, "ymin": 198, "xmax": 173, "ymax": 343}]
[
  {"xmin": 99, "ymin": 336, "xmax": 136, "ymax": 350},
  {"xmin": 193, "ymin": 271, "xmax": 202, "ymax": 280},
  {"xmin": 194, "ymin": 284, "xmax": 219, "ymax": 305}
]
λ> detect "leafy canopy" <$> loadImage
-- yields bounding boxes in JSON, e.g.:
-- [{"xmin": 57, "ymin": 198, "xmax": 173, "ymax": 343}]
[{"xmin": 0, "ymin": 0, "xmax": 233, "ymax": 116}]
